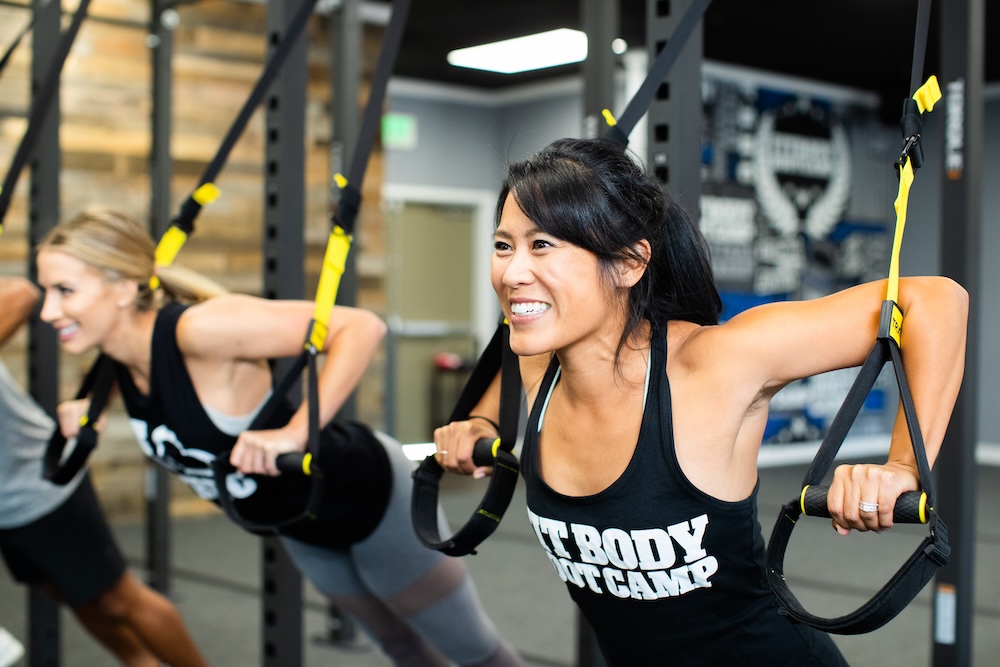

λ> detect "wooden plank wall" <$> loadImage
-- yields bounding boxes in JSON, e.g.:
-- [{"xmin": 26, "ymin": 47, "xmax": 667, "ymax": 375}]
[{"xmin": 0, "ymin": 0, "xmax": 388, "ymax": 516}]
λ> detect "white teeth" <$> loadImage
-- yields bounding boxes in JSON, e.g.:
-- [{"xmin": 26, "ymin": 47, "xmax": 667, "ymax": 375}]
[{"xmin": 510, "ymin": 301, "xmax": 549, "ymax": 316}]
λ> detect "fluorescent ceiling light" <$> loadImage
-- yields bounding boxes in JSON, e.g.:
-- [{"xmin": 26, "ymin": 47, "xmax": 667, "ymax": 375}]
[{"xmin": 447, "ymin": 28, "xmax": 588, "ymax": 74}]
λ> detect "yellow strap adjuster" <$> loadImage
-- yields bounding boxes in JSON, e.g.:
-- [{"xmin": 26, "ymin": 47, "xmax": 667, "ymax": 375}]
[
  {"xmin": 602, "ymin": 109, "xmax": 618, "ymax": 128},
  {"xmin": 192, "ymin": 182, "xmax": 222, "ymax": 206},
  {"xmin": 308, "ymin": 224, "xmax": 352, "ymax": 351},
  {"xmin": 150, "ymin": 226, "xmax": 190, "ymax": 290},
  {"xmin": 885, "ymin": 76, "xmax": 942, "ymax": 314}
]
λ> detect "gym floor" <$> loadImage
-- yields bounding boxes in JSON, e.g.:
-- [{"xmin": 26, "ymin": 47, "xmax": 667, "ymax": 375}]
[{"xmin": 2, "ymin": 459, "xmax": 998, "ymax": 666}]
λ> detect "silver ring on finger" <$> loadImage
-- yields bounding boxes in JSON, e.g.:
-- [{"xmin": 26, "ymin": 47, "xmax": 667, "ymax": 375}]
[{"xmin": 859, "ymin": 500, "xmax": 879, "ymax": 513}]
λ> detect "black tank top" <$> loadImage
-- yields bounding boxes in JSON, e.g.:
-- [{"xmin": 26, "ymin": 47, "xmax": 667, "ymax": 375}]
[
  {"xmin": 521, "ymin": 325, "xmax": 847, "ymax": 666},
  {"xmin": 115, "ymin": 302, "xmax": 391, "ymax": 547}
]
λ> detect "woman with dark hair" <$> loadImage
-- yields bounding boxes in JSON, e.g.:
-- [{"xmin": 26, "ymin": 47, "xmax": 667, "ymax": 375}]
[{"xmin": 434, "ymin": 137, "xmax": 968, "ymax": 665}]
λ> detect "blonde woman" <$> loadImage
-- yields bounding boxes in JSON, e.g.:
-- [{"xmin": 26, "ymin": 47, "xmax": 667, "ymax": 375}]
[{"xmin": 37, "ymin": 209, "xmax": 521, "ymax": 667}]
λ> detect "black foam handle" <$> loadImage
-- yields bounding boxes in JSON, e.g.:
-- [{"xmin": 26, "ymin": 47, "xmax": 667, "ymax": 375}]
[
  {"xmin": 275, "ymin": 438, "xmax": 497, "ymax": 476},
  {"xmin": 801, "ymin": 485, "xmax": 928, "ymax": 524},
  {"xmin": 276, "ymin": 451, "xmax": 311, "ymax": 476},
  {"xmin": 470, "ymin": 438, "xmax": 499, "ymax": 467}
]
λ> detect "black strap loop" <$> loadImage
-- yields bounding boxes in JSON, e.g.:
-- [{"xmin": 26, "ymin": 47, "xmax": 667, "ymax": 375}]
[
  {"xmin": 211, "ymin": 0, "xmax": 413, "ymax": 532},
  {"xmin": 43, "ymin": 353, "xmax": 115, "ymax": 485},
  {"xmin": 0, "ymin": 0, "xmax": 92, "ymax": 228},
  {"xmin": 411, "ymin": 322, "xmax": 522, "ymax": 556},
  {"xmin": 765, "ymin": 323, "xmax": 949, "ymax": 634},
  {"xmin": 212, "ymin": 349, "xmax": 326, "ymax": 533}
]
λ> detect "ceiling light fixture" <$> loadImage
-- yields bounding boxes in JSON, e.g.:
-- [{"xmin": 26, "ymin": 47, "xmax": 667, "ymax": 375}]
[{"xmin": 447, "ymin": 28, "xmax": 588, "ymax": 74}]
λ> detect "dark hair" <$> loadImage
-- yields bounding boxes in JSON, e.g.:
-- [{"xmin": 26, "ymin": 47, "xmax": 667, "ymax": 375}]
[{"xmin": 496, "ymin": 137, "xmax": 720, "ymax": 360}]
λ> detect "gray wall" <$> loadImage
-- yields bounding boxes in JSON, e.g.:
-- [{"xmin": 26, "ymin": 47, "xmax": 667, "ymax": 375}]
[{"xmin": 385, "ymin": 76, "xmax": 1000, "ymax": 445}]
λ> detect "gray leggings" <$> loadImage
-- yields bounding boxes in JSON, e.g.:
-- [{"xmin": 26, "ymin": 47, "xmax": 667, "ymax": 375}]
[{"xmin": 281, "ymin": 432, "xmax": 521, "ymax": 667}]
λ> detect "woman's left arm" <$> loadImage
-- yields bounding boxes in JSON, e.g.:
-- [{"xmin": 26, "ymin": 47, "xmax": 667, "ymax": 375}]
[
  {"xmin": 179, "ymin": 295, "xmax": 386, "ymax": 473},
  {"xmin": 827, "ymin": 276, "xmax": 968, "ymax": 533}
]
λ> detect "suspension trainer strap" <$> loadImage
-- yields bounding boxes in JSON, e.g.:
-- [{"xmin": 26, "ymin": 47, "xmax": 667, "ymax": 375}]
[
  {"xmin": 0, "ymin": 7, "xmax": 34, "ymax": 81},
  {"xmin": 603, "ymin": 0, "xmax": 713, "ymax": 145},
  {"xmin": 0, "ymin": 0, "xmax": 92, "ymax": 233},
  {"xmin": 151, "ymin": 0, "xmax": 321, "ymax": 280},
  {"xmin": 42, "ymin": 354, "xmax": 115, "ymax": 485},
  {"xmin": 766, "ymin": 70, "xmax": 947, "ymax": 635},
  {"xmin": 214, "ymin": 0, "xmax": 413, "ymax": 532},
  {"xmin": 412, "ymin": 322, "xmax": 522, "ymax": 556}
]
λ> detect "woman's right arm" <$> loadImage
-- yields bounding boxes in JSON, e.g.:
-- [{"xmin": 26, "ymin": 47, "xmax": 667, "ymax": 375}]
[{"xmin": 0, "ymin": 277, "xmax": 39, "ymax": 347}]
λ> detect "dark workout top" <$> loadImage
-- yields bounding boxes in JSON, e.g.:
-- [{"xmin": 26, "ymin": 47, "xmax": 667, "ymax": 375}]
[
  {"xmin": 114, "ymin": 302, "xmax": 391, "ymax": 548},
  {"xmin": 521, "ymin": 325, "xmax": 848, "ymax": 666}
]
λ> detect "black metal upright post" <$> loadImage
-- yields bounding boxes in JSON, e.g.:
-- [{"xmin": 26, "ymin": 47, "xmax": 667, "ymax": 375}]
[
  {"xmin": 260, "ymin": 1, "xmax": 309, "ymax": 665},
  {"xmin": 145, "ymin": 0, "xmax": 179, "ymax": 596},
  {"xmin": 26, "ymin": 0, "xmax": 64, "ymax": 664},
  {"xmin": 576, "ymin": 2, "xmax": 618, "ymax": 665},
  {"xmin": 646, "ymin": 0, "xmax": 703, "ymax": 219},
  {"xmin": 932, "ymin": 1, "xmax": 983, "ymax": 665}
]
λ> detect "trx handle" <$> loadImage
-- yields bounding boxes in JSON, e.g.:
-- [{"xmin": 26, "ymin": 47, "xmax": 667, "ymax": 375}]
[
  {"xmin": 765, "ymin": 67, "xmax": 947, "ymax": 633},
  {"xmin": 800, "ymin": 486, "xmax": 928, "ymax": 524},
  {"xmin": 0, "ymin": 0, "xmax": 93, "ymax": 231},
  {"xmin": 765, "ymin": 330, "xmax": 951, "ymax": 634},
  {"xmin": 152, "ymin": 0, "xmax": 320, "ymax": 278},
  {"xmin": 212, "ymin": 348, "xmax": 325, "ymax": 532},
  {"xmin": 42, "ymin": 353, "xmax": 115, "ymax": 485},
  {"xmin": 411, "ymin": 323, "xmax": 522, "ymax": 557}
]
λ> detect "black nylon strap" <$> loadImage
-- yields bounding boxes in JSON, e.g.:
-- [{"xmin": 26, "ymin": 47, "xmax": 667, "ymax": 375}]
[
  {"xmin": 325, "ymin": 0, "xmax": 412, "ymax": 237},
  {"xmin": 213, "ymin": 350, "xmax": 325, "ymax": 533},
  {"xmin": 0, "ymin": 0, "xmax": 92, "ymax": 228},
  {"xmin": 765, "ymin": 325, "xmax": 949, "ymax": 634},
  {"xmin": 166, "ymin": 0, "xmax": 320, "ymax": 237},
  {"xmin": 604, "ymin": 0, "xmax": 712, "ymax": 145},
  {"xmin": 0, "ymin": 9, "xmax": 33, "ymax": 80},
  {"xmin": 411, "ymin": 323, "xmax": 522, "ymax": 556},
  {"xmin": 211, "ymin": 0, "xmax": 413, "ymax": 532},
  {"xmin": 42, "ymin": 353, "xmax": 115, "ymax": 485}
]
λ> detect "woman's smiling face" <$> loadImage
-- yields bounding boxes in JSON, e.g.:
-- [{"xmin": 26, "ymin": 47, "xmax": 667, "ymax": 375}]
[
  {"xmin": 37, "ymin": 248, "xmax": 133, "ymax": 355},
  {"xmin": 492, "ymin": 192, "xmax": 627, "ymax": 358}
]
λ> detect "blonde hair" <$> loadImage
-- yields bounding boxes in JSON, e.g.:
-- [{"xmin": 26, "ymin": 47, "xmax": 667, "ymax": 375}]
[{"xmin": 38, "ymin": 208, "xmax": 228, "ymax": 309}]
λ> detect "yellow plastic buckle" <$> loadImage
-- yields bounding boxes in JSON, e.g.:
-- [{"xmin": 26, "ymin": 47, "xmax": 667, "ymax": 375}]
[{"xmin": 192, "ymin": 182, "xmax": 221, "ymax": 206}]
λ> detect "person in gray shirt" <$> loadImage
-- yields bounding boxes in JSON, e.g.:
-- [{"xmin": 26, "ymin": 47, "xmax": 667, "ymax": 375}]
[{"xmin": 0, "ymin": 276, "xmax": 208, "ymax": 667}]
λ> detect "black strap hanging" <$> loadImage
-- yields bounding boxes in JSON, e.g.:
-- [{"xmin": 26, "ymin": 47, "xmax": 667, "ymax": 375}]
[
  {"xmin": 765, "ymin": 304, "xmax": 950, "ymax": 634},
  {"xmin": 151, "ymin": 0, "xmax": 321, "ymax": 274},
  {"xmin": 604, "ymin": 0, "xmax": 713, "ymax": 146},
  {"xmin": 0, "ymin": 0, "xmax": 92, "ymax": 231},
  {"xmin": 42, "ymin": 353, "xmax": 115, "ymax": 484},
  {"xmin": 0, "ymin": 8, "xmax": 34, "ymax": 81},
  {"xmin": 212, "ymin": 0, "xmax": 414, "ymax": 533},
  {"xmin": 765, "ymin": 0, "xmax": 949, "ymax": 635},
  {"xmin": 410, "ymin": 2, "xmax": 713, "ymax": 557},
  {"xmin": 411, "ymin": 322, "xmax": 523, "ymax": 556}
]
